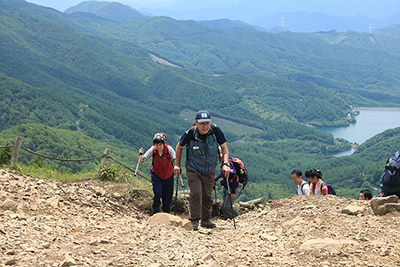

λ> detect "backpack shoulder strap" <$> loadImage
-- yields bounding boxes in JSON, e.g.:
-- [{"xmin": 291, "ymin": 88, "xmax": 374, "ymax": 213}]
[
  {"xmin": 186, "ymin": 125, "xmax": 196, "ymax": 143},
  {"xmin": 211, "ymin": 123, "xmax": 218, "ymax": 137},
  {"xmin": 187, "ymin": 124, "xmax": 217, "ymax": 142},
  {"xmin": 151, "ymin": 146, "xmax": 156, "ymax": 171},
  {"xmin": 300, "ymin": 182, "xmax": 305, "ymax": 190},
  {"xmin": 321, "ymin": 182, "xmax": 327, "ymax": 189}
]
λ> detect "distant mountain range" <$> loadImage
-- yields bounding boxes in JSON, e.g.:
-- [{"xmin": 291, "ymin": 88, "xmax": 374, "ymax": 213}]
[
  {"xmin": 253, "ymin": 11, "xmax": 400, "ymax": 33},
  {"xmin": 138, "ymin": 0, "xmax": 400, "ymax": 32},
  {"xmin": 61, "ymin": 0, "xmax": 400, "ymax": 33},
  {"xmin": 148, "ymin": 0, "xmax": 400, "ymax": 20}
]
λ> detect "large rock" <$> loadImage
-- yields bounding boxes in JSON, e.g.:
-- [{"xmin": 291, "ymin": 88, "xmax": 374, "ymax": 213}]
[
  {"xmin": 146, "ymin": 213, "xmax": 182, "ymax": 227},
  {"xmin": 46, "ymin": 197, "xmax": 60, "ymax": 208},
  {"xmin": 182, "ymin": 219, "xmax": 193, "ymax": 231},
  {"xmin": 373, "ymin": 203, "xmax": 400, "ymax": 216},
  {"xmin": 341, "ymin": 205, "xmax": 365, "ymax": 215},
  {"xmin": 370, "ymin": 195, "xmax": 399, "ymax": 215},
  {"xmin": 260, "ymin": 234, "xmax": 278, "ymax": 242},
  {"xmin": 60, "ymin": 258, "xmax": 77, "ymax": 267},
  {"xmin": 282, "ymin": 216, "xmax": 305, "ymax": 232},
  {"xmin": 300, "ymin": 239, "xmax": 360, "ymax": 252},
  {"xmin": 1, "ymin": 199, "xmax": 18, "ymax": 211},
  {"xmin": 5, "ymin": 259, "xmax": 16, "ymax": 265}
]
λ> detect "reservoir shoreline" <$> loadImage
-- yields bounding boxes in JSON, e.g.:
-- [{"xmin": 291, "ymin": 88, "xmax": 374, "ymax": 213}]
[
  {"xmin": 354, "ymin": 107, "xmax": 400, "ymax": 111},
  {"xmin": 320, "ymin": 109, "xmax": 400, "ymax": 157}
]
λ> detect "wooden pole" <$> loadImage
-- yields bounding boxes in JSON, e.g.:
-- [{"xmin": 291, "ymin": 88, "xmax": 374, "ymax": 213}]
[
  {"xmin": 101, "ymin": 148, "xmax": 111, "ymax": 165},
  {"xmin": 10, "ymin": 136, "xmax": 23, "ymax": 166},
  {"xmin": 97, "ymin": 148, "xmax": 111, "ymax": 174}
]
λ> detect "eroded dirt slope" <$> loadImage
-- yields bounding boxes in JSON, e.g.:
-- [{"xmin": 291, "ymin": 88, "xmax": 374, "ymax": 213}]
[{"xmin": 1, "ymin": 169, "xmax": 399, "ymax": 267}]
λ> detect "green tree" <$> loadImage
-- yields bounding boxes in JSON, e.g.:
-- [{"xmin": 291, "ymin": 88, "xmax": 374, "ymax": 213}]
[{"xmin": 0, "ymin": 141, "xmax": 12, "ymax": 166}]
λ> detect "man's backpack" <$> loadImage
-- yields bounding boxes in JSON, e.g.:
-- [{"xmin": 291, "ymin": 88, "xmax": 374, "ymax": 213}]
[
  {"xmin": 321, "ymin": 182, "xmax": 337, "ymax": 195},
  {"xmin": 186, "ymin": 123, "xmax": 218, "ymax": 141},
  {"xmin": 382, "ymin": 151, "xmax": 400, "ymax": 189},
  {"xmin": 231, "ymin": 158, "xmax": 248, "ymax": 189}
]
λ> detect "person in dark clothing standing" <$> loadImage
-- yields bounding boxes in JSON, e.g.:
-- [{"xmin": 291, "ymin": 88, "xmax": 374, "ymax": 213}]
[
  {"xmin": 175, "ymin": 110, "xmax": 230, "ymax": 230},
  {"xmin": 215, "ymin": 160, "xmax": 241, "ymax": 220},
  {"xmin": 381, "ymin": 151, "xmax": 400, "ymax": 198},
  {"xmin": 139, "ymin": 133, "xmax": 176, "ymax": 214}
]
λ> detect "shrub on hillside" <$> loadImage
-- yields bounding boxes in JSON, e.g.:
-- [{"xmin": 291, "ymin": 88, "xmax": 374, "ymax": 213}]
[
  {"xmin": 97, "ymin": 164, "xmax": 131, "ymax": 183},
  {"xmin": 0, "ymin": 142, "xmax": 12, "ymax": 166}
]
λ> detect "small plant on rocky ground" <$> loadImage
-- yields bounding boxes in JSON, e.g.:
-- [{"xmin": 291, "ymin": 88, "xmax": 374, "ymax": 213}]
[
  {"xmin": 9, "ymin": 163, "xmax": 22, "ymax": 175},
  {"xmin": 97, "ymin": 164, "xmax": 132, "ymax": 183},
  {"xmin": 248, "ymin": 202, "xmax": 256, "ymax": 210}
]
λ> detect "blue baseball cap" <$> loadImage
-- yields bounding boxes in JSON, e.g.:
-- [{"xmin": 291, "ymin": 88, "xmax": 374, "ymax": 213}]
[{"xmin": 195, "ymin": 110, "xmax": 211, "ymax": 123}]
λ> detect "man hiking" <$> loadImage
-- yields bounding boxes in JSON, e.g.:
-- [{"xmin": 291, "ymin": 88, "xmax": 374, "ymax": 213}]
[
  {"xmin": 291, "ymin": 169, "xmax": 309, "ymax": 196},
  {"xmin": 139, "ymin": 133, "xmax": 175, "ymax": 214},
  {"xmin": 175, "ymin": 110, "xmax": 230, "ymax": 230}
]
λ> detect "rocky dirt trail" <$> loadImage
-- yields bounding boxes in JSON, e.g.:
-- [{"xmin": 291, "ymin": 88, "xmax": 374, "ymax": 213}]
[{"xmin": 1, "ymin": 169, "xmax": 400, "ymax": 266}]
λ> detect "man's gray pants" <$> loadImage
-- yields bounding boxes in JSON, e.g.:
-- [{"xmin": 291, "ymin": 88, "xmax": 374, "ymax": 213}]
[
  {"xmin": 222, "ymin": 187, "xmax": 241, "ymax": 220},
  {"xmin": 186, "ymin": 163, "xmax": 216, "ymax": 221}
]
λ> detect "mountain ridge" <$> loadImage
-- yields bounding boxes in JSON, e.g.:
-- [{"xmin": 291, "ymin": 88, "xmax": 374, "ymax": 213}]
[
  {"xmin": 140, "ymin": 0, "xmax": 400, "ymax": 32},
  {"xmin": 65, "ymin": 1, "xmax": 148, "ymax": 22}
]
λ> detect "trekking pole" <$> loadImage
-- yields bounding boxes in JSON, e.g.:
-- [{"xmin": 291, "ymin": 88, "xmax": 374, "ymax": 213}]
[
  {"xmin": 225, "ymin": 177, "xmax": 236, "ymax": 229},
  {"xmin": 174, "ymin": 173, "xmax": 179, "ymax": 215},
  {"xmin": 123, "ymin": 151, "xmax": 142, "ymax": 216},
  {"xmin": 214, "ymin": 184, "xmax": 219, "ymax": 218},
  {"xmin": 179, "ymin": 174, "xmax": 191, "ymax": 217}
]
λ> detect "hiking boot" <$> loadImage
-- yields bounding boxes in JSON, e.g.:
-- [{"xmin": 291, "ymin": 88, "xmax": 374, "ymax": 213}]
[
  {"xmin": 201, "ymin": 219, "xmax": 216, "ymax": 229},
  {"xmin": 191, "ymin": 219, "xmax": 199, "ymax": 231}
]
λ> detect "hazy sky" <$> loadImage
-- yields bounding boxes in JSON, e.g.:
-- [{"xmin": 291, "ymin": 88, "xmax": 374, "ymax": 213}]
[
  {"xmin": 26, "ymin": 0, "xmax": 175, "ymax": 11},
  {"xmin": 27, "ymin": 0, "xmax": 400, "ymax": 19}
]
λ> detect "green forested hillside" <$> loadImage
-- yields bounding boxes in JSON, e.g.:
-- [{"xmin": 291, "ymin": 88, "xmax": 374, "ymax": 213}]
[
  {"xmin": 4, "ymin": 0, "xmax": 400, "ymax": 107},
  {"xmin": 0, "ymin": 1, "xmax": 399, "ymax": 202},
  {"xmin": 279, "ymin": 30, "xmax": 400, "ymax": 57},
  {"xmin": 97, "ymin": 17, "xmax": 400, "ymax": 98},
  {"xmin": 0, "ymin": 73, "xmax": 173, "ymax": 149},
  {"xmin": 0, "ymin": 6, "xmax": 369, "ymax": 127},
  {"xmin": 376, "ymin": 24, "xmax": 400, "ymax": 39}
]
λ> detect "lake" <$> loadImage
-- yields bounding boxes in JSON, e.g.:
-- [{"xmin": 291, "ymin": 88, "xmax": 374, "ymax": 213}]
[{"xmin": 319, "ymin": 109, "xmax": 400, "ymax": 157}]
